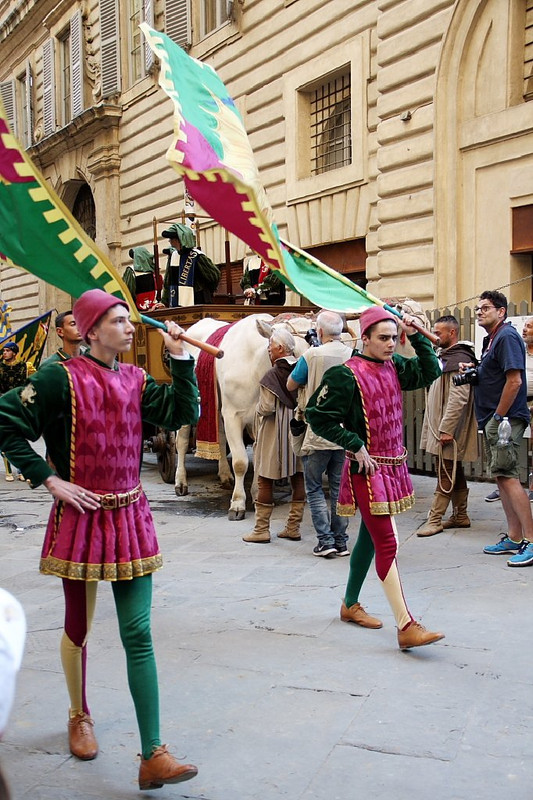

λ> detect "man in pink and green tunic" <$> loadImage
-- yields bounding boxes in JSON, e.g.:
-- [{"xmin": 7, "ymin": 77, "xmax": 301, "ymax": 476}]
[
  {"xmin": 306, "ymin": 305, "xmax": 445, "ymax": 650},
  {"xmin": 0, "ymin": 289, "xmax": 200, "ymax": 790}
]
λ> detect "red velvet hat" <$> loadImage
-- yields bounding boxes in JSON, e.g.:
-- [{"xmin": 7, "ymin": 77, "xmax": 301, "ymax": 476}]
[
  {"xmin": 73, "ymin": 289, "xmax": 129, "ymax": 341},
  {"xmin": 359, "ymin": 306, "xmax": 398, "ymax": 337}
]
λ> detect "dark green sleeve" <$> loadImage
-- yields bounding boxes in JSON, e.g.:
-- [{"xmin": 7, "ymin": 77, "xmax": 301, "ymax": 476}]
[
  {"xmin": 240, "ymin": 267, "xmax": 252, "ymax": 291},
  {"xmin": 305, "ymin": 364, "xmax": 366, "ymax": 453},
  {"xmin": 0, "ymin": 363, "xmax": 71, "ymax": 487},
  {"xmin": 261, "ymin": 270, "xmax": 283, "ymax": 292},
  {"xmin": 393, "ymin": 332, "xmax": 442, "ymax": 390},
  {"xmin": 195, "ymin": 254, "xmax": 221, "ymax": 292},
  {"xmin": 122, "ymin": 267, "xmax": 137, "ymax": 304},
  {"xmin": 141, "ymin": 356, "xmax": 200, "ymax": 429}
]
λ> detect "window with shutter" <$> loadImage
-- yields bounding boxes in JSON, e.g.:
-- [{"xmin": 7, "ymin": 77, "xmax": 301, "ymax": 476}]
[
  {"xmin": 100, "ymin": 0, "xmax": 121, "ymax": 97},
  {"xmin": 42, "ymin": 38, "xmax": 56, "ymax": 137},
  {"xmin": 16, "ymin": 72, "xmax": 30, "ymax": 147},
  {"xmin": 25, "ymin": 62, "xmax": 34, "ymax": 147},
  {"xmin": 71, "ymin": 10, "xmax": 84, "ymax": 118},
  {"xmin": 166, "ymin": 0, "xmax": 191, "ymax": 49},
  {"xmin": 200, "ymin": 0, "xmax": 229, "ymax": 37},
  {"xmin": 129, "ymin": 0, "xmax": 143, "ymax": 84},
  {"xmin": 144, "ymin": 0, "xmax": 154, "ymax": 71},
  {"xmin": 59, "ymin": 28, "xmax": 71, "ymax": 126},
  {"xmin": 0, "ymin": 81, "xmax": 17, "ymax": 137},
  {"xmin": 525, "ymin": 1, "xmax": 533, "ymax": 99}
]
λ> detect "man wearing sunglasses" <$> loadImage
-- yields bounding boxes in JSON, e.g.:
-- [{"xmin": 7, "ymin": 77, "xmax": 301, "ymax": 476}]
[{"xmin": 467, "ymin": 290, "xmax": 533, "ymax": 566}]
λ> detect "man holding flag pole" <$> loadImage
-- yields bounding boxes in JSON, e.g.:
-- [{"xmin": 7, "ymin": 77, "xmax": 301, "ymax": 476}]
[{"xmin": 0, "ymin": 290, "xmax": 201, "ymax": 789}]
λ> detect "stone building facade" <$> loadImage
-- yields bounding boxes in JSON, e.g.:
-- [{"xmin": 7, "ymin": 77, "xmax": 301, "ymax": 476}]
[{"xmin": 0, "ymin": 0, "xmax": 532, "ymax": 335}]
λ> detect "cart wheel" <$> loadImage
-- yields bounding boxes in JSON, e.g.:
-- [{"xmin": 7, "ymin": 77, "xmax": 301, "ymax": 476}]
[{"xmin": 155, "ymin": 428, "xmax": 176, "ymax": 484}]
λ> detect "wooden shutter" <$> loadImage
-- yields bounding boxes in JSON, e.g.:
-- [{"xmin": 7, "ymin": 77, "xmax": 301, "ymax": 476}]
[
  {"xmin": 525, "ymin": 0, "xmax": 533, "ymax": 99},
  {"xmin": 0, "ymin": 81, "xmax": 16, "ymax": 136},
  {"xmin": 25, "ymin": 62, "xmax": 34, "ymax": 147},
  {"xmin": 166, "ymin": 0, "xmax": 191, "ymax": 49},
  {"xmin": 42, "ymin": 38, "xmax": 56, "ymax": 136},
  {"xmin": 70, "ymin": 9, "xmax": 84, "ymax": 117},
  {"xmin": 143, "ymin": 0, "xmax": 154, "ymax": 71},
  {"xmin": 100, "ymin": 0, "xmax": 121, "ymax": 97}
]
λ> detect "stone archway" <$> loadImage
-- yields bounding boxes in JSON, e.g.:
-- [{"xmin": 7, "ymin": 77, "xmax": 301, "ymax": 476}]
[{"xmin": 434, "ymin": 0, "xmax": 533, "ymax": 308}]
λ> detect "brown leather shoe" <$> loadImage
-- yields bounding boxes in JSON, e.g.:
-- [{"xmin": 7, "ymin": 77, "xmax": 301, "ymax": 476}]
[
  {"xmin": 398, "ymin": 621, "xmax": 445, "ymax": 650},
  {"xmin": 139, "ymin": 745, "xmax": 198, "ymax": 790},
  {"xmin": 340, "ymin": 601, "xmax": 383, "ymax": 629},
  {"xmin": 68, "ymin": 712, "xmax": 98, "ymax": 760}
]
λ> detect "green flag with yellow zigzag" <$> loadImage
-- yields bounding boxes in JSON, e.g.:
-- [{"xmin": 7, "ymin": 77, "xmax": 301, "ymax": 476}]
[{"xmin": 0, "ymin": 102, "xmax": 139, "ymax": 320}]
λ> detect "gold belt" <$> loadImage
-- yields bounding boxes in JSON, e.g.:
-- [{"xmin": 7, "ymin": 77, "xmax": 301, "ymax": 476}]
[
  {"xmin": 346, "ymin": 447, "xmax": 408, "ymax": 466},
  {"xmin": 97, "ymin": 484, "xmax": 142, "ymax": 510}
]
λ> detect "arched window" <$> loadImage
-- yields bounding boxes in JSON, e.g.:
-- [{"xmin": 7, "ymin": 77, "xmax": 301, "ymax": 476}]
[{"xmin": 72, "ymin": 184, "xmax": 96, "ymax": 241}]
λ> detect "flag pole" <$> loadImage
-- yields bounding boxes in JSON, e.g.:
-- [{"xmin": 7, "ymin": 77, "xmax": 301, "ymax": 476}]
[
  {"xmin": 280, "ymin": 239, "xmax": 438, "ymax": 345},
  {"xmin": 139, "ymin": 314, "xmax": 224, "ymax": 358}
]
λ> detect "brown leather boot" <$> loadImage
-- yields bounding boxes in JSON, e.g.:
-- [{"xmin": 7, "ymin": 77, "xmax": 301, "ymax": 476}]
[
  {"xmin": 416, "ymin": 492, "xmax": 450, "ymax": 537},
  {"xmin": 442, "ymin": 489, "xmax": 471, "ymax": 529},
  {"xmin": 242, "ymin": 502, "xmax": 273, "ymax": 543},
  {"xmin": 340, "ymin": 601, "xmax": 383, "ymax": 629},
  {"xmin": 398, "ymin": 621, "xmax": 445, "ymax": 650},
  {"xmin": 277, "ymin": 500, "xmax": 305, "ymax": 540},
  {"xmin": 139, "ymin": 745, "xmax": 198, "ymax": 790},
  {"xmin": 68, "ymin": 712, "xmax": 98, "ymax": 760}
]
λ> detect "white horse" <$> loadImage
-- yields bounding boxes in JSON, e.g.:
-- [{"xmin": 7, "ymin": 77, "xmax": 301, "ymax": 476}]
[{"xmin": 175, "ymin": 313, "xmax": 314, "ymax": 519}]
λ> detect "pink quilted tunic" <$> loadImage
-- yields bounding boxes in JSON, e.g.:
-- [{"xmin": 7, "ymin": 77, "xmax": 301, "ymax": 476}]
[
  {"xmin": 40, "ymin": 357, "xmax": 162, "ymax": 581},
  {"xmin": 338, "ymin": 356, "xmax": 415, "ymax": 516}
]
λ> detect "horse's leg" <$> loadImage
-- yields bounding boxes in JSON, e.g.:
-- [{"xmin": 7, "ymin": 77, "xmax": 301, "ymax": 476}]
[
  {"xmin": 223, "ymin": 414, "xmax": 249, "ymax": 520},
  {"xmin": 217, "ymin": 420, "xmax": 233, "ymax": 489},
  {"xmin": 247, "ymin": 424, "xmax": 258, "ymax": 502},
  {"xmin": 174, "ymin": 425, "xmax": 190, "ymax": 496}
]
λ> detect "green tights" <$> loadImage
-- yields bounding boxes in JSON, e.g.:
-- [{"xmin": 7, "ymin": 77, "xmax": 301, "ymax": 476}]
[
  {"xmin": 112, "ymin": 575, "xmax": 161, "ymax": 759},
  {"xmin": 344, "ymin": 521, "xmax": 375, "ymax": 608}
]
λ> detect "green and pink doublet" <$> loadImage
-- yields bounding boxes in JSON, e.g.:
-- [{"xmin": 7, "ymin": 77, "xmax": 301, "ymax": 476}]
[
  {"xmin": 338, "ymin": 356, "xmax": 415, "ymax": 516},
  {"xmin": 40, "ymin": 356, "xmax": 162, "ymax": 581}
]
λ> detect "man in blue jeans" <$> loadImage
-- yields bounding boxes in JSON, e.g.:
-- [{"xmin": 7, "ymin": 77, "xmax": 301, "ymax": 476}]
[
  {"xmin": 466, "ymin": 291, "xmax": 533, "ymax": 566},
  {"xmin": 287, "ymin": 311, "xmax": 353, "ymax": 557}
]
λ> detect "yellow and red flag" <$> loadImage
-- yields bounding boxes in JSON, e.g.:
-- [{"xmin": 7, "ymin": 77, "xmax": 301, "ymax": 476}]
[{"xmin": 0, "ymin": 310, "xmax": 53, "ymax": 369}]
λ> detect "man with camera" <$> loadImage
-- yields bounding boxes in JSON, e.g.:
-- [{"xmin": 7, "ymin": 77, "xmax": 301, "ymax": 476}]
[
  {"xmin": 287, "ymin": 311, "xmax": 353, "ymax": 557},
  {"xmin": 466, "ymin": 291, "xmax": 533, "ymax": 567},
  {"xmin": 417, "ymin": 315, "xmax": 478, "ymax": 537}
]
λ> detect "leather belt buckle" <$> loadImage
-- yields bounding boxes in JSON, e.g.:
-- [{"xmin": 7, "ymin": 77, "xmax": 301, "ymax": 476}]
[{"xmin": 100, "ymin": 493, "xmax": 117, "ymax": 510}]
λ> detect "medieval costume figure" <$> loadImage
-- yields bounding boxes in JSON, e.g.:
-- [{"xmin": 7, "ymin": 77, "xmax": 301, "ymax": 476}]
[
  {"xmin": 0, "ymin": 342, "xmax": 30, "ymax": 481},
  {"xmin": 123, "ymin": 247, "xmax": 163, "ymax": 312},
  {"xmin": 0, "ymin": 290, "xmax": 200, "ymax": 790},
  {"xmin": 306, "ymin": 305, "xmax": 445, "ymax": 650},
  {"xmin": 417, "ymin": 315, "xmax": 479, "ymax": 537},
  {"xmin": 243, "ymin": 328, "xmax": 305, "ymax": 543},
  {"xmin": 240, "ymin": 254, "xmax": 286, "ymax": 305},
  {"xmin": 161, "ymin": 223, "xmax": 220, "ymax": 306}
]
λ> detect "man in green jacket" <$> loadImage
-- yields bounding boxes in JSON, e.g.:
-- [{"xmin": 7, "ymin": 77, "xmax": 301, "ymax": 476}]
[
  {"xmin": 0, "ymin": 289, "xmax": 200, "ymax": 790},
  {"xmin": 306, "ymin": 305, "xmax": 445, "ymax": 651}
]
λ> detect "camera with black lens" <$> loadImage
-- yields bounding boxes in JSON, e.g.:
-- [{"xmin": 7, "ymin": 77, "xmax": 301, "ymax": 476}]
[
  {"xmin": 290, "ymin": 417, "xmax": 307, "ymax": 436},
  {"xmin": 452, "ymin": 367, "xmax": 478, "ymax": 387},
  {"xmin": 304, "ymin": 328, "xmax": 320, "ymax": 347}
]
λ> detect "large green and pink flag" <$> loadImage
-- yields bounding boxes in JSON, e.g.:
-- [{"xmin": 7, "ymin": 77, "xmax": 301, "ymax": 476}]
[
  {"xmin": 0, "ymin": 105, "xmax": 141, "ymax": 321},
  {"xmin": 141, "ymin": 24, "xmax": 391, "ymax": 314}
]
